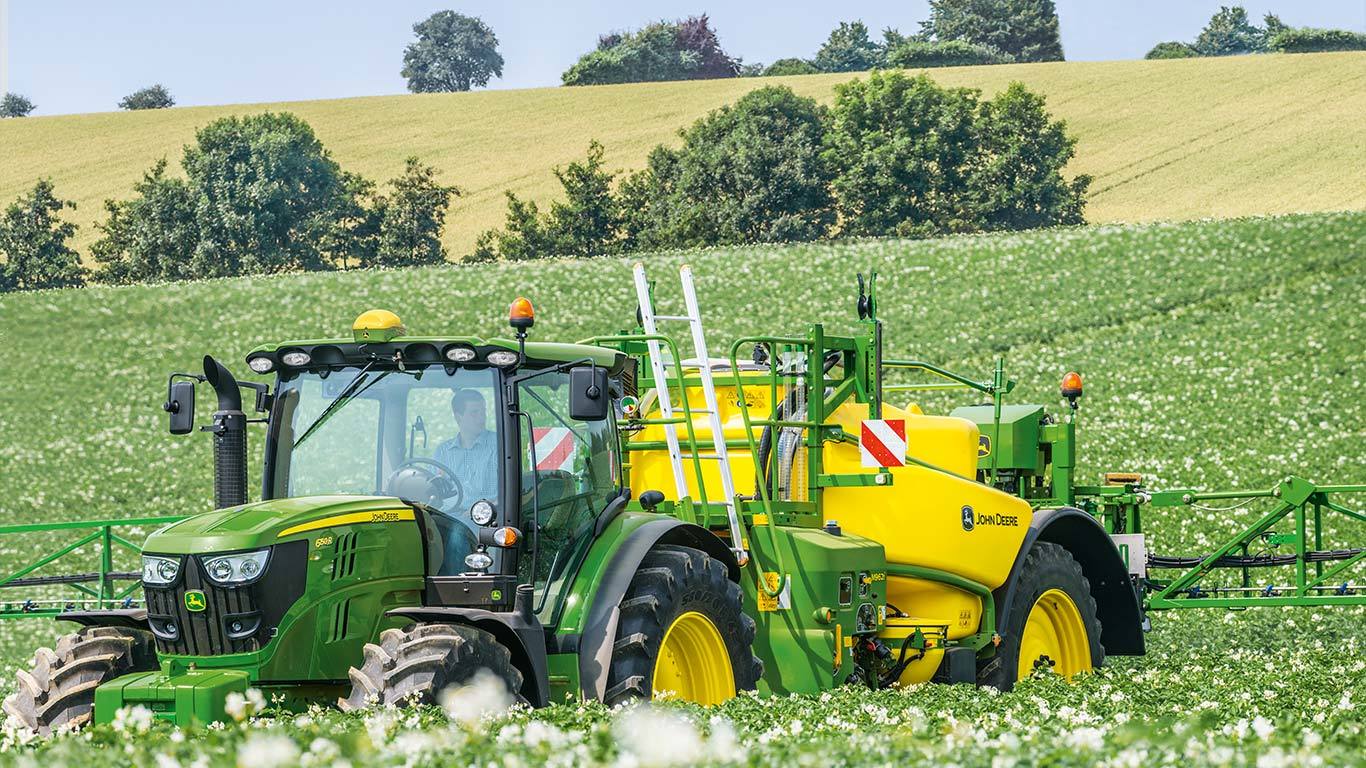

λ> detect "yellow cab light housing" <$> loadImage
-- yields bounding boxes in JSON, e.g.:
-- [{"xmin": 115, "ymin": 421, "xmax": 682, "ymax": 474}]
[{"xmin": 352, "ymin": 309, "xmax": 406, "ymax": 343}]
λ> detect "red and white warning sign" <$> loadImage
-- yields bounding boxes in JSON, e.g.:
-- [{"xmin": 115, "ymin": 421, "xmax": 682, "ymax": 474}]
[
  {"xmin": 531, "ymin": 427, "xmax": 576, "ymax": 472},
  {"xmin": 860, "ymin": 419, "xmax": 906, "ymax": 468}
]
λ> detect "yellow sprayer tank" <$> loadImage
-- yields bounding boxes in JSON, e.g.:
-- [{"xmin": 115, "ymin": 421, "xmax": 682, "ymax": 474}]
[{"xmin": 628, "ymin": 371, "xmax": 1034, "ymax": 682}]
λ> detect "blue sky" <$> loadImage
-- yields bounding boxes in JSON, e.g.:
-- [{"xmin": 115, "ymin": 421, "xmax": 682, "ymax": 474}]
[{"xmin": 5, "ymin": 1, "xmax": 1365, "ymax": 116}]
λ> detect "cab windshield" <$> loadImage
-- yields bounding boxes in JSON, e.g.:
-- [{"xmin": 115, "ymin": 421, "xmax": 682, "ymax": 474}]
[{"xmin": 267, "ymin": 365, "xmax": 503, "ymax": 573}]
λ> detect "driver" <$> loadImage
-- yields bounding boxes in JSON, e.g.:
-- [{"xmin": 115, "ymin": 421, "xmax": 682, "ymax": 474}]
[{"xmin": 433, "ymin": 389, "xmax": 500, "ymax": 508}]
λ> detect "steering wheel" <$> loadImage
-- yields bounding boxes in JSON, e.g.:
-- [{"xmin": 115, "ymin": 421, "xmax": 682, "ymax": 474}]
[{"xmin": 386, "ymin": 457, "xmax": 464, "ymax": 512}]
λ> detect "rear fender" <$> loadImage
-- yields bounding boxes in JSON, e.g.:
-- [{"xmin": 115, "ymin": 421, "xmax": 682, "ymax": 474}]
[{"xmin": 996, "ymin": 508, "xmax": 1146, "ymax": 656}]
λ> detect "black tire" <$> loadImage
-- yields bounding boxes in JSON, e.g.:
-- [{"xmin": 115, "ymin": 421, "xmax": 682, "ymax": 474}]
[
  {"xmin": 2, "ymin": 626, "xmax": 157, "ymax": 735},
  {"xmin": 338, "ymin": 623, "xmax": 524, "ymax": 711},
  {"xmin": 604, "ymin": 544, "xmax": 762, "ymax": 705},
  {"xmin": 978, "ymin": 541, "xmax": 1105, "ymax": 691}
]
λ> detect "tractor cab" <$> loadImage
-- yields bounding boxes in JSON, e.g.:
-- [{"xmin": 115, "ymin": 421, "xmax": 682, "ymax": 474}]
[{"xmin": 240, "ymin": 307, "xmax": 630, "ymax": 624}]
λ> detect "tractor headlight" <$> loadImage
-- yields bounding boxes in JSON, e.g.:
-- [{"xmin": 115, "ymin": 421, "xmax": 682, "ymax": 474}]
[
  {"xmin": 444, "ymin": 344, "xmax": 477, "ymax": 363},
  {"xmin": 200, "ymin": 550, "xmax": 270, "ymax": 585},
  {"xmin": 280, "ymin": 350, "xmax": 312, "ymax": 367},
  {"xmin": 470, "ymin": 499, "xmax": 496, "ymax": 526},
  {"xmin": 485, "ymin": 349, "xmax": 519, "ymax": 367},
  {"xmin": 142, "ymin": 555, "xmax": 180, "ymax": 585}
]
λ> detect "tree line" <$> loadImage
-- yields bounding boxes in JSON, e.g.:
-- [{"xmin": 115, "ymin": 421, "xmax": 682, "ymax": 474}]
[
  {"xmin": 1147, "ymin": 6, "xmax": 1366, "ymax": 59},
  {"xmin": 0, "ymin": 70, "xmax": 1088, "ymax": 291},
  {"xmin": 475, "ymin": 72, "xmax": 1086, "ymax": 260},
  {"xmin": 6, "ymin": 4, "xmax": 1360, "ymax": 119}
]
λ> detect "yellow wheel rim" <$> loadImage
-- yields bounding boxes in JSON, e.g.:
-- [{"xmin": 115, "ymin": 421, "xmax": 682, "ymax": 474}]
[
  {"xmin": 653, "ymin": 611, "xmax": 735, "ymax": 705},
  {"xmin": 1017, "ymin": 588, "xmax": 1092, "ymax": 681}
]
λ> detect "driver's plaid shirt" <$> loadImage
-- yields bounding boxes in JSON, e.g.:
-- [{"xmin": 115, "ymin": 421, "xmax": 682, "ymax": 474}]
[{"xmin": 433, "ymin": 429, "xmax": 500, "ymax": 505}]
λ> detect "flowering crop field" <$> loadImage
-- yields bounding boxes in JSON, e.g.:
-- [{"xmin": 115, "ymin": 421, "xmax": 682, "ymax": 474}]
[{"xmin": 0, "ymin": 212, "xmax": 1362, "ymax": 765}]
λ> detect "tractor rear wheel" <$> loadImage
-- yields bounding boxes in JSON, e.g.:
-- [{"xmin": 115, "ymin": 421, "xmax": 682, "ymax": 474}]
[
  {"xmin": 338, "ymin": 623, "xmax": 523, "ymax": 711},
  {"xmin": 604, "ymin": 544, "xmax": 762, "ymax": 706},
  {"xmin": 2, "ymin": 626, "xmax": 158, "ymax": 735},
  {"xmin": 978, "ymin": 542, "xmax": 1104, "ymax": 691}
]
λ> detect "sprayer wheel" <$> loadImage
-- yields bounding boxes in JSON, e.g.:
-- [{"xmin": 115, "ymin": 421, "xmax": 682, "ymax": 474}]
[
  {"xmin": 978, "ymin": 542, "xmax": 1104, "ymax": 691},
  {"xmin": 2, "ymin": 626, "xmax": 158, "ymax": 736}
]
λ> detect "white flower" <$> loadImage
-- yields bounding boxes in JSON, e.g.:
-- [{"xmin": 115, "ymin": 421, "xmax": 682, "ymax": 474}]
[
  {"xmin": 111, "ymin": 705, "xmax": 155, "ymax": 734},
  {"xmin": 438, "ymin": 670, "xmax": 515, "ymax": 725},
  {"xmin": 612, "ymin": 706, "xmax": 705, "ymax": 768},
  {"xmin": 236, "ymin": 734, "xmax": 300, "ymax": 768},
  {"xmin": 1252, "ymin": 715, "xmax": 1275, "ymax": 741},
  {"xmin": 1065, "ymin": 727, "xmax": 1104, "ymax": 751}
]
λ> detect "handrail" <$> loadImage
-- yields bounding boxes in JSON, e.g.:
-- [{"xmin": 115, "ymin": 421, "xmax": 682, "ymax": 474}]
[{"xmin": 728, "ymin": 334, "xmax": 817, "ymax": 598}]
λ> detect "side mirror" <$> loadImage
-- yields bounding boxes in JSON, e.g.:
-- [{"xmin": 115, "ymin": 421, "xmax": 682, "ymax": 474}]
[
  {"xmin": 568, "ymin": 365, "xmax": 609, "ymax": 422},
  {"xmin": 165, "ymin": 380, "xmax": 196, "ymax": 435}
]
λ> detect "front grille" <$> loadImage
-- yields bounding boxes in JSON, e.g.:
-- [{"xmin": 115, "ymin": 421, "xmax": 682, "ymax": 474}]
[{"xmin": 144, "ymin": 540, "xmax": 307, "ymax": 656}]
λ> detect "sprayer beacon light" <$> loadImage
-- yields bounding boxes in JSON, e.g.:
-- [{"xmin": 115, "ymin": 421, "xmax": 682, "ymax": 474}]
[
  {"xmin": 509, "ymin": 297, "xmax": 535, "ymax": 330},
  {"xmin": 1061, "ymin": 371, "xmax": 1084, "ymax": 399}
]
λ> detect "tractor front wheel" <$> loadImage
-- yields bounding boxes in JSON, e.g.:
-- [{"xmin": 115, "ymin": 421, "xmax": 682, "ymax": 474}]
[
  {"xmin": 604, "ymin": 544, "xmax": 762, "ymax": 706},
  {"xmin": 338, "ymin": 623, "xmax": 524, "ymax": 711},
  {"xmin": 2, "ymin": 626, "xmax": 158, "ymax": 736},
  {"xmin": 978, "ymin": 541, "xmax": 1104, "ymax": 691}
]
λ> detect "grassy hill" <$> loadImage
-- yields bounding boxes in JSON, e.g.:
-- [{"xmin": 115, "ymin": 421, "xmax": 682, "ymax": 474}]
[
  {"xmin": 1, "ymin": 52, "xmax": 1363, "ymax": 261},
  {"xmin": 0, "ymin": 212, "xmax": 1362, "ymax": 763}
]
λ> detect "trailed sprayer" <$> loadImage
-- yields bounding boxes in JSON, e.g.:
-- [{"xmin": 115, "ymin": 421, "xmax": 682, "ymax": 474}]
[{"xmin": 3, "ymin": 265, "xmax": 1361, "ymax": 732}]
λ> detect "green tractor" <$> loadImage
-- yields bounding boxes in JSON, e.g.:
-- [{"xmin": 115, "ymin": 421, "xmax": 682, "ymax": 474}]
[{"xmin": 15, "ymin": 264, "xmax": 1353, "ymax": 733}]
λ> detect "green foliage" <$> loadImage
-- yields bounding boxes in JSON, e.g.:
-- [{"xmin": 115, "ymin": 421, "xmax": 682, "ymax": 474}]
[
  {"xmin": 0, "ymin": 180, "xmax": 86, "ymax": 291},
  {"xmin": 1269, "ymin": 27, "xmax": 1366, "ymax": 53},
  {"xmin": 886, "ymin": 39, "xmax": 1015, "ymax": 68},
  {"xmin": 562, "ymin": 16, "xmax": 737, "ymax": 86},
  {"xmin": 823, "ymin": 71, "xmax": 1085, "ymax": 237},
  {"xmin": 921, "ymin": 0, "xmax": 1064, "ymax": 63},
  {"xmin": 1, "ymin": 215, "xmax": 1364, "ymax": 763},
  {"xmin": 813, "ymin": 21, "xmax": 883, "ymax": 73},
  {"xmin": 762, "ymin": 58, "xmax": 820, "ymax": 77},
  {"xmin": 621, "ymin": 87, "xmax": 835, "ymax": 248},
  {"xmin": 1145, "ymin": 41, "xmax": 1198, "ymax": 60},
  {"xmin": 1154, "ymin": 10, "xmax": 1365, "ymax": 58},
  {"xmin": 402, "ymin": 11, "xmax": 504, "ymax": 93},
  {"xmin": 0, "ymin": 92, "xmax": 36, "ymax": 118},
  {"xmin": 363, "ymin": 158, "xmax": 460, "ymax": 269},
  {"xmin": 1194, "ymin": 6, "xmax": 1268, "ymax": 56},
  {"xmin": 90, "ymin": 160, "xmax": 197, "ymax": 284},
  {"xmin": 118, "ymin": 84, "xmax": 175, "ymax": 111},
  {"xmin": 477, "ymin": 142, "xmax": 619, "ymax": 260},
  {"xmin": 969, "ymin": 83, "xmax": 1089, "ymax": 230},
  {"xmin": 182, "ymin": 113, "xmax": 351, "ymax": 276}
]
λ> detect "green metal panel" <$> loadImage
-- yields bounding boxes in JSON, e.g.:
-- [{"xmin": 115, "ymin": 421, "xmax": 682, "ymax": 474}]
[
  {"xmin": 744, "ymin": 525, "xmax": 887, "ymax": 695},
  {"xmin": 950, "ymin": 404, "xmax": 1044, "ymax": 473}
]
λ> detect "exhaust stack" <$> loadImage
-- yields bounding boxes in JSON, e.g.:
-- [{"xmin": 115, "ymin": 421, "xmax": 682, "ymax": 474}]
[{"xmin": 202, "ymin": 356, "xmax": 247, "ymax": 509}]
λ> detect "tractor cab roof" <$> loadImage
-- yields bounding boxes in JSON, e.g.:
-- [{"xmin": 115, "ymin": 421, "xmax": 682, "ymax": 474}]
[{"xmin": 242, "ymin": 308, "xmax": 626, "ymax": 376}]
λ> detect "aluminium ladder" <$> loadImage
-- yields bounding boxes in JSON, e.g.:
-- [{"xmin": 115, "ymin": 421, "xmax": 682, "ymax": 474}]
[{"xmin": 632, "ymin": 263, "xmax": 749, "ymax": 566}]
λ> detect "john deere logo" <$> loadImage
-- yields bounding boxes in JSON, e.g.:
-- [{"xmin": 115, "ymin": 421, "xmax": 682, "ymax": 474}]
[
  {"xmin": 184, "ymin": 590, "xmax": 207, "ymax": 612},
  {"xmin": 961, "ymin": 506, "xmax": 975, "ymax": 532},
  {"xmin": 977, "ymin": 435, "xmax": 991, "ymax": 458}
]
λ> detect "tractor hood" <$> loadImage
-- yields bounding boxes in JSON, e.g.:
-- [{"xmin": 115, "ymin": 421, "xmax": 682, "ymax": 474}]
[{"xmin": 143, "ymin": 495, "xmax": 415, "ymax": 554}]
